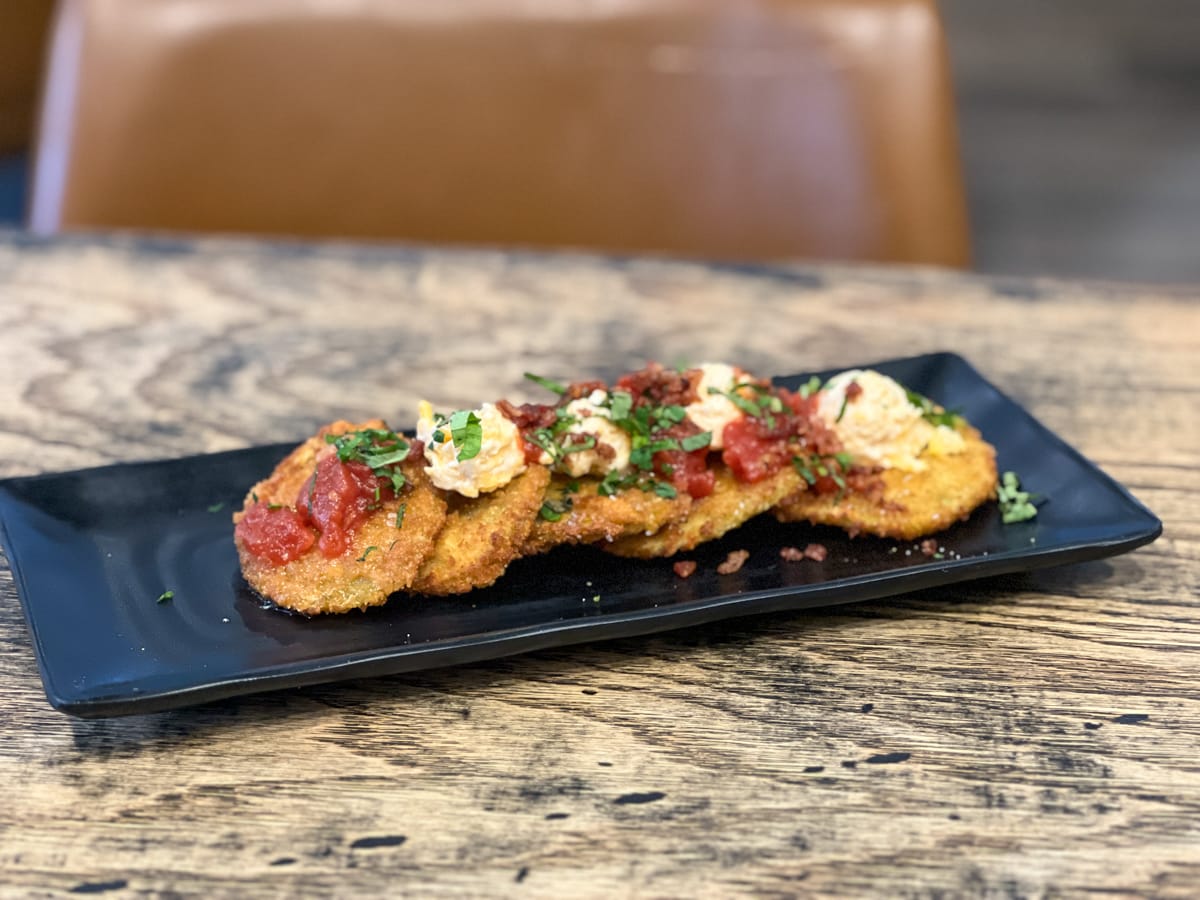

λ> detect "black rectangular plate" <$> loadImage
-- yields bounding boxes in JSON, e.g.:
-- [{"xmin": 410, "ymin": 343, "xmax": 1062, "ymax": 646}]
[{"xmin": 0, "ymin": 353, "xmax": 1162, "ymax": 717}]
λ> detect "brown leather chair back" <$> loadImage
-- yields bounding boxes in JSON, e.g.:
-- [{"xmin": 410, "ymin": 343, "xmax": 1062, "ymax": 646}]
[
  {"xmin": 29, "ymin": 0, "xmax": 970, "ymax": 266},
  {"xmin": 0, "ymin": 0, "xmax": 55, "ymax": 154}
]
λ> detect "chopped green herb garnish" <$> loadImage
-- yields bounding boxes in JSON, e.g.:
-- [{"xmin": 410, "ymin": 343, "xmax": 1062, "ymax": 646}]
[
  {"xmin": 792, "ymin": 457, "xmax": 816, "ymax": 485},
  {"xmin": 206, "ymin": 502, "xmax": 225, "ymax": 513},
  {"xmin": 608, "ymin": 391, "xmax": 633, "ymax": 422},
  {"xmin": 998, "ymin": 471, "xmax": 1040, "ymax": 524},
  {"xmin": 554, "ymin": 408, "xmax": 580, "ymax": 428},
  {"xmin": 394, "ymin": 503, "xmax": 407, "ymax": 529},
  {"xmin": 654, "ymin": 405, "xmax": 688, "ymax": 428},
  {"xmin": 834, "ymin": 451, "xmax": 854, "ymax": 471},
  {"xmin": 448, "ymin": 409, "xmax": 483, "ymax": 461},
  {"xmin": 628, "ymin": 437, "xmax": 682, "ymax": 472},
  {"xmin": 539, "ymin": 497, "xmax": 573, "ymax": 521},
  {"xmin": 356, "ymin": 546, "xmax": 379, "ymax": 562},
  {"xmin": 653, "ymin": 481, "xmax": 678, "ymax": 499},
  {"xmin": 528, "ymin": 428, "xmax": 560, "ymax": 461},
  {"xmin": 599, "ymin": 469, "xmax": 637, "ymax": 497},
  {"xmin": 835, "ymin": 393, "xmax": 850, "ymax": 423},
  {"xmin": 709, "ymin": 385, "xmax": 763, "ymax": 419},
  {"xmin": 561, "ymin": 435, "xmax": 598, "ymax": 455},
  {"xmin": 326, "ymin": 427, "xmax": 412, "ymax": 492},
  {"xmin": 905, "ymin": 388, "xmax": 962, "ymax": 428},
  {"xmin": 680, "ymin": 431, "xmax": 712, "ymax": 453},
  {"xmin": 792, "ymin": 453, "xmax": 847, "ymax": 499},
  {"xmin": 799, "ymin": 376, "xmax": 823, "ymax": 398},
  {"xmin": 156, "ymin": 590, "xmax": 174, "ymax": 604},
  {"xmin": 524, "ymin": 372, "xmax": 567, "ymax": 395}
]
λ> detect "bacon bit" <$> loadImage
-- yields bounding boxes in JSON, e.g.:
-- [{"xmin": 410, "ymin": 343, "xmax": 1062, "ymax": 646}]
[
  {"xmin": 717, "ymin": 549, "xmax": 750, "ymax": 575},
  {"xmin": 846, "ymin": 467, "xmax": 887, "ymax": 503},
  {"xmin": 803, "ymin": 543, "xmax": 828, "ymax": 561},
  {"xmin": 615, "ymin": 363, "xmax": 701, "ymax": 407},
  {"xmin": 920, "ymin": 538, "xmax": 939, "ymax": 557},
  {"xmin": 779, "ymin": 546, "xmax": 805, "ymax": 561},
  {"xmin": 845, "ymin": 380, "xmax": 863, "ymax": 401},
  {"xmin": 673, "ymin": 560, "xmax": 698, "ymax": 579},
  {"xmin": 564, "ymin": 379, "xmax": 608, "ymax": 400},
  {"xmin": 495, "ymin": 399, "xmax": 557, "ymax": 431}
]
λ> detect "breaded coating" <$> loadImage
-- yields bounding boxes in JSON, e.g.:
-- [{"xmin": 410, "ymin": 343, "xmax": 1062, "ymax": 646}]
[
  {"xmin": 521, "ymin": 475, "xmax": 693, "ymax": 556},
  {"xmin": 236, "ymin": 374, "xmax": 1006, "ymax": 614},
  {"xmin": 774, "ymin": 424, "xmax": 997, "ymax": 540},
  {"xmin": 411, "ymin": 465, "xmax": 552, "ymax": 596},
  {"xmin": 235, "ymin": 421, "xmax": 447, "ymax": 615},
  {"xmin": 605, "ymin": 462, "xmax": 806, "ymax": 558}
]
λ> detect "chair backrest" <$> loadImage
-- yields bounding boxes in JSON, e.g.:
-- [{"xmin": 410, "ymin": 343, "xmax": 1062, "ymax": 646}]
[
  {"xmin": 29, "ymin": 0, "xmax": 970, "ymax": 266},
  {"xmin": 0, "ymin": 0, "xmax": 55, "ymax": 154}
]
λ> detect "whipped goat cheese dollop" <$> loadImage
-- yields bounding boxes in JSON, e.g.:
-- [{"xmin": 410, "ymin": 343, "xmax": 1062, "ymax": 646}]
[
  {"xmin": 684, "ymin": 363, "xmax": 753, "ymax": 450},
  {"xmin": 550, "ymin": 390, "xmax": 633, "ymax": 479},
  {"xmin": 816, "ymin": 369, "xmax": 964, "ymax": 471},
  {"xmin": 416, "ymin": 401, "xmax": 527, "ymax": 497}
]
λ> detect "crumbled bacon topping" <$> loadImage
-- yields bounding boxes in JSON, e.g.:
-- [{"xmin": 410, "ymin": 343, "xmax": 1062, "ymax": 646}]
[
  {"xmin": 717, "ymin": 549, "xmax": 751, "ymax": 575},
  {"xmin": 673, "ymin": 560, "xmax": 697, "ymax": 579},
  {"xmin": 615, "ymin": 363, "xmax": 701, "ymax": 408},
  {"xmin": 495, "ymin": 399, "xmax": 557, "ymax": 431},
  {"xmin": 781, "ymin": 544, "xmax": 828, "ymax": 561}
]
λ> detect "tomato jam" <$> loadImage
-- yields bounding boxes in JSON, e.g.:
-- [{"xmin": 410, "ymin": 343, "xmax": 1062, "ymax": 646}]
[
  {"xmin": 234, "ymin": 503, "xmax": 315, "ymax": 566},
  {"xmin": 238, "ymin": 452, "xmax": 395, "ymax": 564},
  {"xmin": 721, "ymin": 388, "xmax": 843, "ymax": 484},
  {"xmin": 298, "ymin": 455, "xmax": 393, "ymax": 558},
  {"xmin": 652, "ymin": 422, "xmax": 715, "ymax": 498}
]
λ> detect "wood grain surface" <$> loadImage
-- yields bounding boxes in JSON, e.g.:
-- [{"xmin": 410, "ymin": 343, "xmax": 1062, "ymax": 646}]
[{"xmin": 0, "ymin": 232, "xmax": 1197, "ymax": 898}]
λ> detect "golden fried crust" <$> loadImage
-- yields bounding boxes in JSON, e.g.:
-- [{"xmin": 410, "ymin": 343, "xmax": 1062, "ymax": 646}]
[
  {"xmin": 234, "ymin": 421, "xmax": 448, "ymax": 615},
  {"xmin": 521, "ymin": 475, "xmax": 693, "ymax": 556},
  {"xmin": 411, "ymin": 465, "xmax": 552, "ymax": 596},
  {"xmin": 605, "ymin": 462, "xmax": 806, "ymax": 559},
  {"xmin": 774, "ymin": 424, "xmax": 998, "ymax": 540}
]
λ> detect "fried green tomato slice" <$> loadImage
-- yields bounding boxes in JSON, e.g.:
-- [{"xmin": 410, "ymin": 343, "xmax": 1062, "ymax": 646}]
[
  {"xmin": 521, "ymin": 474, "xmax": 693, "ymax": 556},
  {"xmin": 411, "ymin": 465, "xmax": 552, "ymax": 596},
  {"xmin": 604, "ymin": 462, "xmax": 806, "ymax": 559},
  {"xmin": 774, "ymin": 424, "xmax": 998, "ymax": 540},
  {"xmin": 234, "ymin": 420, "xmax": 447, "ymax": 615}
]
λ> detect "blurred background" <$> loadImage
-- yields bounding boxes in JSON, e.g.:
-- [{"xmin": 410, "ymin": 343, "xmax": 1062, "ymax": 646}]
[{"xmin": 2, "ymin": 0, "xmax": 1197, "ymax": 284}]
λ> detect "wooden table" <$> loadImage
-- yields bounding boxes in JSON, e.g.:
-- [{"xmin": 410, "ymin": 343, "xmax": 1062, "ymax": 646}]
[{"xmin": 1, "ymin": 232, "xmax": 1197, "ymax": 898}]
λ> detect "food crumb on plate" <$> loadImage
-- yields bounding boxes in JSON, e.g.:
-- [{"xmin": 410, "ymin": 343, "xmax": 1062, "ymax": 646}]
[
  {"xmin": 781, "ymin": 544, "xmax": 828, "ymax": 562},
  {"xmin": 673, "ymin": 560, "xmax": 697, "ymax": 579},
  {"xmin": 717, "ymin": 550, "xmax": 750, "ymax": 575}
]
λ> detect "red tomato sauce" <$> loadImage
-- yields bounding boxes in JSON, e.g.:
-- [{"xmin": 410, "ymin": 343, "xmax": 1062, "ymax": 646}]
[
  {"xmin": 720, "ymin": 388, "xmax": 842, "ymax": 484},
  {"xmin": 648, "ymin": 421, "xmax": 715, "ymax": 498},
  {"xmin": 234, "ymin": 504, "xmax": 315, "ymax": 566},
  {"xmin": 656, "ymin": 446, "xmax": 714, "ymax": 498},
  {"xmin": 725, "ymin": 413, "xmax": 815, "ymax": 483},
  {"xmin": 237, "ymin": 453, "xmax": 393, "ymax": 565},
  {"xmin": 496, "ymin": 400, "xmax": 558, "ymax": 465},
  {"xmin": 298, "ymin": 455, "xmax": 391, "ymax": 558}
]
